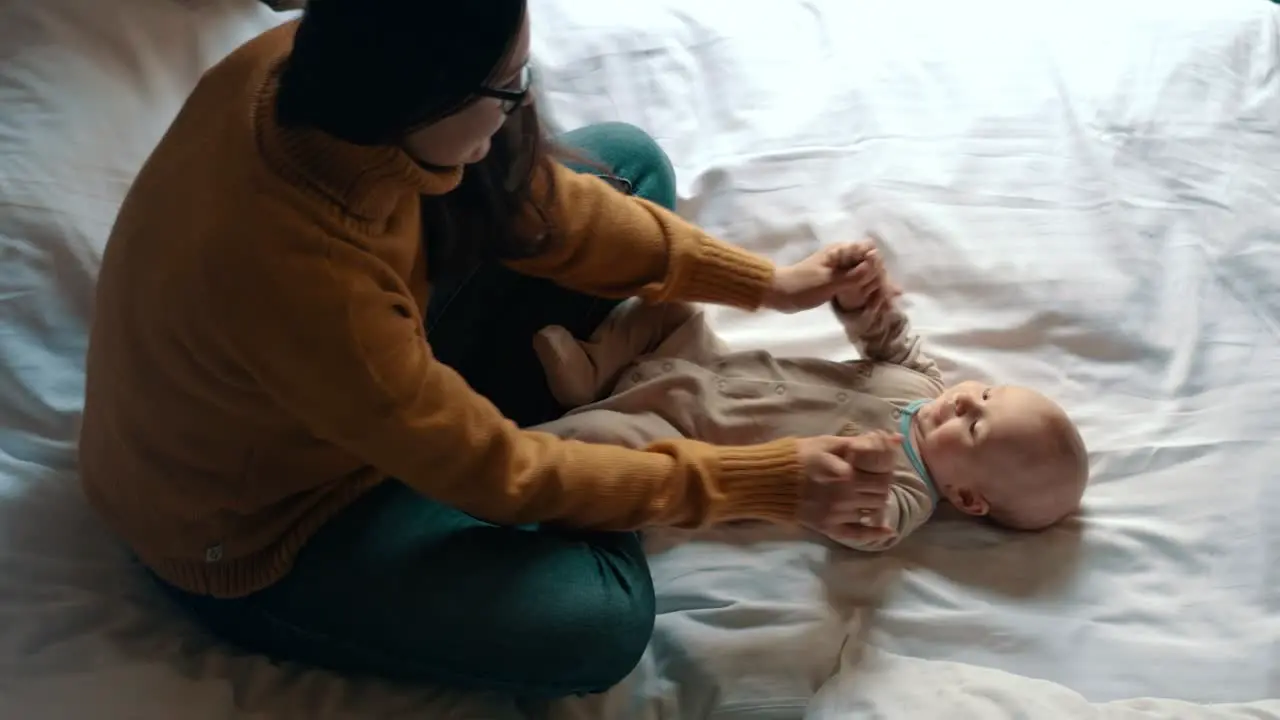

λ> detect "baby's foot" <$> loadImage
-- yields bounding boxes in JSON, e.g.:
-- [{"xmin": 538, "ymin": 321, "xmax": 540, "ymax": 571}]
[{"xmin": 532, "ymin": 325, "xmax": 598, "ymax": 408}]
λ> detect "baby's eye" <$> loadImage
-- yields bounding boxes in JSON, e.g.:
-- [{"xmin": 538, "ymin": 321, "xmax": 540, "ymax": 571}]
[{"xmin": 981, "ymin": 387, "xmax": 992, "ymax": 401}]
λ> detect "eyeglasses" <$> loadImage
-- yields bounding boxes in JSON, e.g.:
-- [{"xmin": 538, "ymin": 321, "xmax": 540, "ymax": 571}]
[
  {"xmin": 595, "ymin": 173, "xmax": 634, "ymax": 195},
  {"xmin": 477, "ymin": 64, "xmax": 533, "ymax": 115}
]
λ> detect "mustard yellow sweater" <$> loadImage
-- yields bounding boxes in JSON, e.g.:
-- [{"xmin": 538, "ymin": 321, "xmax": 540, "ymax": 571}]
[{"xmin": 79, "ymin": 22, "xmax": 803, "ymax": 598}]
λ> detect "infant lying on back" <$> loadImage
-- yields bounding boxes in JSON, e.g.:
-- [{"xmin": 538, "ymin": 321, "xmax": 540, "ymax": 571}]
[{"xmin": 532, "ymin": 240, "xmax": 1089, "ymax": 548}]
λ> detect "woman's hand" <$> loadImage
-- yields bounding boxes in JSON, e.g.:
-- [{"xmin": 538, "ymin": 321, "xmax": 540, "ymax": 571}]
[
  {"xmin": 763, "ymin": 240, "xmax": 901, "ymax": 314},
  {"xmin": 796, "ymin": 431, "xmax": 903, "ymax": 540},
  {"xmin": 830, "ymin": 241, "xmax": 902, "ymax": 313}
]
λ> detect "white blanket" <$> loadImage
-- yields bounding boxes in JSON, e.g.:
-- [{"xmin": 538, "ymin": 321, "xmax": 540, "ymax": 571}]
[{"xmin": 0, "ymin": 0, "xmax": 1278, "ymax": 718}]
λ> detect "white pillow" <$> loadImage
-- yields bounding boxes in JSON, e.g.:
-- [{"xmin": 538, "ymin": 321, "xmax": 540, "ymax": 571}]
[{"xmin": 0, "ymin": 0, "xmax": 292, "ymax": 469}]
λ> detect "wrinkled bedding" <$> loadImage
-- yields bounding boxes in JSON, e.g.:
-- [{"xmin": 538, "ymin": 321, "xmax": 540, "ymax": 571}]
[{"xmin": 0, "ymin": 0, "xmax": 1278, "ymax": 718}]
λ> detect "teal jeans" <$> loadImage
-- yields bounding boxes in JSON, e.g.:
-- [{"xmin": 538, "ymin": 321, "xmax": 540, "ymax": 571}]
[{"xmin": 157, "ymin": 123, "xmax": 673, "ymax": 698}]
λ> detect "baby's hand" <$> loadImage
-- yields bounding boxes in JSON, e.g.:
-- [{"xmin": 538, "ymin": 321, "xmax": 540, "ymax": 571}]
[
  {"xmin": 846, "ymin": 428, "xmax": 901, "ymax": 475},
  {"xmin": 831, "ymin": 239, "xmax": 901, "ymax": 313}
]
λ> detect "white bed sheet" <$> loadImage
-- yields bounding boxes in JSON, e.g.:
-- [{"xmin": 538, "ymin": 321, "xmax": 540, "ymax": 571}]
[{"xmin": 1, "ymin": 0, "xmax": 1278, "ymax": 718}]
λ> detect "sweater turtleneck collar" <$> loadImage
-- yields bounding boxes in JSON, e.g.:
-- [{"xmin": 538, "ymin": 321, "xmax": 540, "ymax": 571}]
[{"xmin": 253, "ymin": 62, "xmax": 463, "ymax": 222}]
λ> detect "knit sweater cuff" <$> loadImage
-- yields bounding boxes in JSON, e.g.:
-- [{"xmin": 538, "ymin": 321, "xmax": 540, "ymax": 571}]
[
  {"xmin": 714, "ymin": 438, "xmax": 805, "ymax": 522},
  {"xmin": 678, "ymin": 236, "xmax": 776, "ymax": 310}
]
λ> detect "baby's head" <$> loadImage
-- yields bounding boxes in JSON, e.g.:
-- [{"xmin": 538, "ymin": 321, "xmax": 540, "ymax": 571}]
[{"xmin": 911, "ymin": 381, "xmax": 1087, "ymax": 530}]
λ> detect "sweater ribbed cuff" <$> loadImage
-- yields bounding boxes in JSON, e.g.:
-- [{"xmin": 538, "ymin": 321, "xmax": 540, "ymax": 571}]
[
  {"xmin": 713, "ymin": 438, "xmax": 804, "ymax": 523},
  {"xmin": 679, "ymin": 236, "xmax": 776, "ymax": 310}
]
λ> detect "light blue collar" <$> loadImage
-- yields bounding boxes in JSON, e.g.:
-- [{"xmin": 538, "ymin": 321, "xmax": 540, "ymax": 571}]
[{"xmin": 899, "ymin": 399, "xmax": 939, "ymax": 503}]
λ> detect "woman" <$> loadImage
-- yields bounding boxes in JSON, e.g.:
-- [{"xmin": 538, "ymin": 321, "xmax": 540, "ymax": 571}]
[{"xmin": 80, "ymin": 0, "xmax": 879, "ymax": 699}]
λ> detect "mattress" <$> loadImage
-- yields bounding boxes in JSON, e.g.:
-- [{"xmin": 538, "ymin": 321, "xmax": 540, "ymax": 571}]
[{"xmin": 0, "ymin": 0, "xmax": 1278, "ymax": 718}]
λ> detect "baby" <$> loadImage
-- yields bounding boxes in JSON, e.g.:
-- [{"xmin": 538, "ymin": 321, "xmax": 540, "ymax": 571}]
[{"xmin": 531, "ymin": 240, "xmax": 1088, "ymax": 549}]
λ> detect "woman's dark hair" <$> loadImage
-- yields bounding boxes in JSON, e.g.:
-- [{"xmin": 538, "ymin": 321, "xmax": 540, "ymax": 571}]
[
  {"xmin": 416, "ymin": 103, "xmax": 563, "ymax": 282},
  {"xmin": 275, "ymin": 0, "xmax": 573, "ymax": 281}
]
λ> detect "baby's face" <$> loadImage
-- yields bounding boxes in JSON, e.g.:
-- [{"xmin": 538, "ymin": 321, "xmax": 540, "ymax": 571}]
[{"xmin": 911, "ymin": 381, "xmax": 1078, "ymax": 520}]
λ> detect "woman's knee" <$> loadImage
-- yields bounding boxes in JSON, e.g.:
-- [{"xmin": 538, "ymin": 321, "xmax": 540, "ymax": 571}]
[
  {"xmin": 607, "ymin": 123, "xmax": 677, "ymax": 210},
  {"xmin": 585, "ymin": 608, "xmax": 655, "ymax": 693},
  {"xmin": 562, "ymin": 122, "xmax": 677, "ymax": 210},
  {"xmin": 556, "ymin": 597, "xmax": 654, "ymax": 695},
  {"xmin": 522, "ymin": 536, "xmax": 656, "ymax": 695},
  {"xmin": 183, "ymin": 486, "xmax": 659, "ymax": 699}
]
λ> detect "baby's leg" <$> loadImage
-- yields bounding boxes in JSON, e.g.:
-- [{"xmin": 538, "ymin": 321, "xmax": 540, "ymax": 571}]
[
  {"xmin": 532, "ymin": 325, "xmax": 601, "ymax": 408},
  {"xmin": 533, "ymin": 300, "xmax": 704, "ymax": 407}
]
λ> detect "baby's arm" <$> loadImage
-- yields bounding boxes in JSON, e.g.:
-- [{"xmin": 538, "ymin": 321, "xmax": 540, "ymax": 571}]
[
  {"xmin": 533, "ymin": 299, "xmax": 714, "ymax": 407},
  {"xmin": 829, "ymin": 242, "xmax": 942, "ymax": 383},
  {"xmin": 834, "ymin": 301, "xmax": 941, "ymax": 382}
]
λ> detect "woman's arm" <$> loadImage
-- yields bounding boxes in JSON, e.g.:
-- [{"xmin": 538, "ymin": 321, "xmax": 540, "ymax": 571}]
[
  {"xmin": 221, "ymin": 240, "xmax": 804, "ymax": 530},
  {"xmin": 506, "ymin": 162, "xmax": 775, "ymax": 309}
]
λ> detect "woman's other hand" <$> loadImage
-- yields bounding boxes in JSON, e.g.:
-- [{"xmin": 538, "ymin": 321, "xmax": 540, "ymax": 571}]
[
  {"xmin": 796, "ymin": 432, "xmax": 902, "ymax": 539},
  {"xmin": 765, "ymin": 239, "xmax": 903, "ymax": 313}
]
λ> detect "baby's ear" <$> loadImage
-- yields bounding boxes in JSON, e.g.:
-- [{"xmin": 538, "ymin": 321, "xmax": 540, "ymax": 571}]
[{"xmin": 953, "ymin": 488, "xmax": 990, "ymax": 517}]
